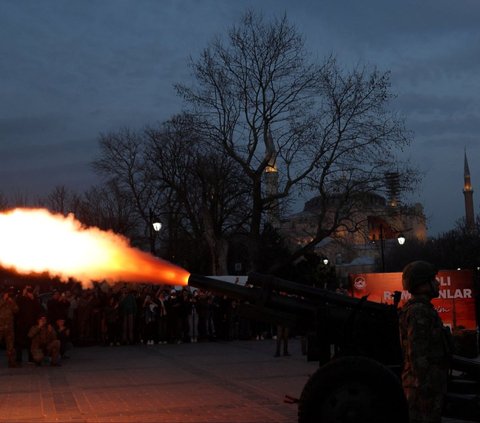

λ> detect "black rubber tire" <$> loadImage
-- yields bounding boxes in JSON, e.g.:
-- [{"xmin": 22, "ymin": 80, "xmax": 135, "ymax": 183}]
[{"xmin": 298, "ymin": 356, "xmax": 408, "ymax": 423}]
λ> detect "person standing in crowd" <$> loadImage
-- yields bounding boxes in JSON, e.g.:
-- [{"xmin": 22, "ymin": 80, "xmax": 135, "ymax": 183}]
[
  {"xmin": 156, "ymin": 289, "xmax": 168, "ymax": 344},
  {"xmin": 206, "ymin": 293, "xmax": 217, "ymax": 340},
  {"xmin": 47, "ymin": 290, "xmax": 69, "ymax": 325},
  {"xmin": 90, "ymin": 286, "xmax": 106, "ymax": 344},
  {"xmin": 228, "ymin": 299, "xmax": 240, "ymax": 341},
  {"xmin": 135, "ymin": 288, "xmax": 146, "ymax": 344},
  {"xmin": 65, "ymin": 290, "xmax": 78, "ymax": 344},
  {"xmin": 142, "ymin": 295, "xmax": 158, "ymax": 345},
  {"xmin": 180, "ymin": 289, "xmax": 191, "ymax": 343},
  {"xmin": 196, "ymin": 290, "xmax": 208, "ymax": 341},
  {"xmin": 215, "ymin": 295, "xmax": 230, "ymax": 341},
  {"xmin": 28, "ymin": 314, "xmax": 61, "ymax": 366},
  {"xmin": 0, "ymin": 287, "xmax": 19, "ymax": 367},
  {"xmin": 399, "ymin": 261, "xmax": 452, "ymax": 423},
  {"xmin": 274, "ymin": 323, "xmax": 290, "ymax": 357},
  {"xmin": 54, "ymin": 317, "xmax": 71, "ymax": 359},
  {"xmin": 166, "ymin": 288, "xmax": 182, "ymax": 344},
  {"xmin": 188, "ymin": 290, "xmax": 199, "ymax": 343},
  {"xmin": 103, "ymin": 295, "xmax": 121, "ymax": 346},
  {"xmin": 76, "ymin": 290, "xmax": 94, "ymax": 345},
  {"xmin": 15, "ymin": 286, "xmax": 43, "ymax": 365},
  {"xmin": 119, "ymin": 288, "xmax": 137, "ymax": 345}
]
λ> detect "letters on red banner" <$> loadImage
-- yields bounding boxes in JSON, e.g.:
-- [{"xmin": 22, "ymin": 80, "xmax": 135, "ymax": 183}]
[{"xmin": 349, "ymin": 270, "xmax": 477, "ymax": 330}]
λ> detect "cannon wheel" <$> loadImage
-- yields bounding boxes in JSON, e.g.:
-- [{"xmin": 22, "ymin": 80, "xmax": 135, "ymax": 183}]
[{"xmin": 298, "ymin": 356, "xmax": 408, "ymax": 423}]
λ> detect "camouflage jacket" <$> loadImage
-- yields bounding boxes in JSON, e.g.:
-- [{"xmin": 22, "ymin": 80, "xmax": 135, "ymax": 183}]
[
  {"xmin": 398, "ymin": 295, "xmax": 451, "ymax": 391},
  {"xmin": 0, "ymin": 297, "xmax": 19, "ymax": 330},
  {"xmin": 28, "ymin": 324, "xmax": 58, "ymax": 350}
]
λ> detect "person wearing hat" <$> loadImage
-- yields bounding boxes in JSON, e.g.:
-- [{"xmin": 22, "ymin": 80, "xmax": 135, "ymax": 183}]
[
  {"xmin": 398, "ymin": 261, "xmax": 452, "ymax": 423},
  {"xmin": 0, "ymin": 287, "xmax": 19, "ymax": 367}
]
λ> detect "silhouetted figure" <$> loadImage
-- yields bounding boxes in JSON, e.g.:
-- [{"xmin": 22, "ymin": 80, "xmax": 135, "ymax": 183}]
[
  {"xmin": 119, "ymin": 288, "xmax": 137, "ymax": 345},
  {"xmin": 274, "ymin": 324, "xmax": 290, "ymax": 357},
  {"xmin": 0, "ymin": 287, "xmax": 19, "ymax": 367},
  {"xmin": 15, "ymin": 286, "xmax": 43, "ymax": 364},
  {"xmin": 399, "ymin": 261, "xmax": 452, "ymax": 423}
]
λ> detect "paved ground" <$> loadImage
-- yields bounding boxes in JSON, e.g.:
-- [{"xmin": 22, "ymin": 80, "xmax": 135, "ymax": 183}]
[
  {"xmin": 0, "ymin": 339, "xmax": 315, "ymax": 423},
  {"xmin": 0, "ymin": 339, "xmax": 476, "ymax": 423}
]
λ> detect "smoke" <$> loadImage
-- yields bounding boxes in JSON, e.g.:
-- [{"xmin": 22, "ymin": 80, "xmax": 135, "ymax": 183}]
[{"xmin": 0, "ymin": 208, "xmax": 190, "ymax": 287}]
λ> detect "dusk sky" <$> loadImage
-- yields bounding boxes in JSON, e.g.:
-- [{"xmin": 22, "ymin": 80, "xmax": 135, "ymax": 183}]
[{"xmin": 1, "ymin": 0, "xmax": 479, "ymax": 236}]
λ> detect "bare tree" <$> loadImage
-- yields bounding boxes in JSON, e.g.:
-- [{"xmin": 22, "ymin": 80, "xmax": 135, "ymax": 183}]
[
  {"xmin": 37, "ymin": 185, "xmax": 75, "ymax": 215},
  {"xmin": 78, "ymin": 182, "xmax": 139, "ymax": 238},
  {"xmin": 92, "ymin": 128, "xmax": 162, "ymax": 251},
  {"xmin": 176, "ymin": 11, "xmax": 417, "ymax": 269},
  {"xmin": 35, "ymin": 183, "xmax": 139, "ymax": 243},
  {"xmin": 0, "ymin": 192, "xmax": 9, "ymax": 210},
  {"xmin": 90, "ymin": 117, "xmax": 251, "ymax": 274},
  {"xmin": 145, "ymin": 115, "xmax": 251, "ymax": 274},
  {"xmin": 10, "ymin": 190, "xmax": 30, "ymax": 208},
  {"xmin": 176, "ymin": 12, "xmax": 323, "ymax": 236}
]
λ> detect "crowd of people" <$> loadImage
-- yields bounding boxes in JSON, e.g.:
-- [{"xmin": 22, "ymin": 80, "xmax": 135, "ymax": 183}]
[{"xmin": 0, "ymin": 281, "xmax": 275, "ymax": 368}]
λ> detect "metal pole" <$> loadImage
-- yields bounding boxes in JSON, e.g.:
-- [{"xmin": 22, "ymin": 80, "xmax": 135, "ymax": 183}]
[
  {"xmin": 380, "ymin": 224, "xmax": 385, "ymax": 272},
  {"xmin": 149, "ymin": 208, "xmax": 155, "ymax": 255}
]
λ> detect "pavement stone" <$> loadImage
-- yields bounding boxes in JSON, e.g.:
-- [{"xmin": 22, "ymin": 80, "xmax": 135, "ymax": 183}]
[{"xmin": 0, "ymin": 339, "xmax": 476, "ymax": 423}]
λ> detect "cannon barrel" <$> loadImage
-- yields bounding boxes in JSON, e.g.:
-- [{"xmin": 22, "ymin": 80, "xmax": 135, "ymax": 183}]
[
  {"xmin": 187, "ymin": 273, "xmax": 369, "ymax": 318},
  {"xmin": 188, "ymin": 272, "xmax": 392, "ymax": 313},
  {"xmin": 188, "ymin": 273, "xmax": 318, "ymax": 327},
  {"xmin": 247, "ymin": 272, "xmax": 392, "ymax": 312},
  {"xmin": 187, "ymin": 272, "xmax": 400, "ymax": 326},
  {"xmin": 188, "ymin": 274, "xmax": 259, "ymax": 302}
]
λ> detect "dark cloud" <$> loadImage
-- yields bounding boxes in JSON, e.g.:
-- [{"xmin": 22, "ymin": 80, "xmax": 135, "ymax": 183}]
[
  {"xmin": 413, "ymin": 116, "xmax": 480, "ymax": 139},
  {"xmin": 0, "ymin": 115, "xmax": 73, "ymax": 144},
  {"xmin": 395, "ymin": 94, "xmax": 475, "ymax": 116},
  {"xmin": 0, "ymin": 138, "xmax": 98, "ymax": 198}
]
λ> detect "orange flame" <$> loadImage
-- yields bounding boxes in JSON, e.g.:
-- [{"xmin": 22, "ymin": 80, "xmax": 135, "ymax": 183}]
[{"xmin": 0, "ymin": 208, "xmax": 190, "ymax": 287}]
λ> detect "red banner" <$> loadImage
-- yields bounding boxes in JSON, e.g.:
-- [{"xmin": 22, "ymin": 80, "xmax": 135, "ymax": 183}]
[{"xmin": 349, "ymin": 270, "xmax": 477, "ymax": 330}]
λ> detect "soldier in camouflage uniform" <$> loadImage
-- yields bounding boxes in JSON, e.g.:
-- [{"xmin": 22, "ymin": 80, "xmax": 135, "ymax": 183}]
[
  {"xmin": 0, "ymin": 287, "xmax": 19, "ymax": 367},
  {"xmin": 28, "ymin": 314, "xmax": 61, "ymax": 366},
  {"xmin": 399, "ymin": 261, "xmax": 452, "ymax": 423}
]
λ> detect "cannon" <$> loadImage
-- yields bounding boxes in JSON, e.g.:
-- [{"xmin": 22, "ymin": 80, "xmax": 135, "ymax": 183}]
[{"xmin": 188, "ymin": 272, "xmax": 480, "ymax": 423}]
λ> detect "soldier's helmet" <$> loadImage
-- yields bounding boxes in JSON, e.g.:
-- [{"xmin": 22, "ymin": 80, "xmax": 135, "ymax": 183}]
[{"xmin": 402, "ymin": 260, "xmax": 437, "ymax": 293}]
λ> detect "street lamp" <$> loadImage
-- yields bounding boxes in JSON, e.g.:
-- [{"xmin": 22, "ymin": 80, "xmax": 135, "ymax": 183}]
[
  {"xmin": 397, "ymin": 233, "xmax": 406, "ymax": 245},
  {"xmin": 323, "ymin": 257, "xmax": 329, "ymax": 265}
]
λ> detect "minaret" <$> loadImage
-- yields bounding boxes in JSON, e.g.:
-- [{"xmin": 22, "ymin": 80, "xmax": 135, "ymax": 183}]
[
  {"xmin": 264, "ymin": 129, "xmax": 279, "ymax": 223},
  {"xmin": 463, "ymin": 150, "xmax": 475, "ymax": 233},
  {"xmin": 385, "ymin": 172, "xmax": 400, "ymax": 208}
]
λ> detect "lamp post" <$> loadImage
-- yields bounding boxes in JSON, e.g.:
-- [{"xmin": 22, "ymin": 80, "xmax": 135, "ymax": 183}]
[
  {"xmin": 320, "ymin": 257, "xmax": 330, "ymax": 289},
  {"xmin": 379, "ymin": 226, "xmax": 407, "ymax": 272},
  {"xmin": 149, "ymin": 208, "xmax": 162, "ymax": 254},
  {"xmin": 380, "ymin": 225, "xmax": 386, "ymax": 272}
]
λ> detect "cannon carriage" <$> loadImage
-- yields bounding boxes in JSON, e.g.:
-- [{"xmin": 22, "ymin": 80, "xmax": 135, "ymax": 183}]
[{"xmin": 188, "ymin": 272, "xmax": 480, "ymax": 423}]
